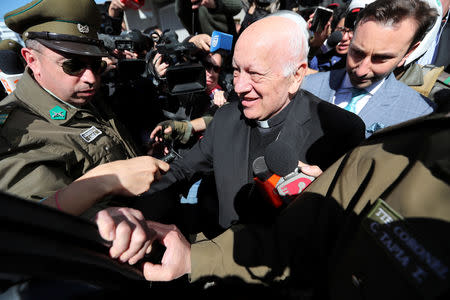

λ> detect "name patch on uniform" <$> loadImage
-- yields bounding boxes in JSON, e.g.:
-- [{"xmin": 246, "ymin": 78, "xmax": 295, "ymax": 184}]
[
  {"xmin": 363, "ymin": 198, "xmax": 449, "ymax": 297},
  {"xmin": 80, "ymin": 126, "xmax": 102, "ymax": 143}
]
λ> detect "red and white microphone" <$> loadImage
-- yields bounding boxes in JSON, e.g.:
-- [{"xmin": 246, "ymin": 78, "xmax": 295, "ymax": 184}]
[{"xmin": 253, "ymin": 140, "xmax": 316, "ymax": 208}]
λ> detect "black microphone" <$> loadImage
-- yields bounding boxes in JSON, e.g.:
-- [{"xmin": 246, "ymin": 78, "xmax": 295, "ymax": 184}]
[
  {"xmin": 264, "ymin": 140, "xmax": 315, "ymax": 198},
  {"xmin": 252, "ymin": 156, "xmax": 283, "ymax": 208},
  {"xmin": 320, "ymin": 30, "xmax": 343, "ymax": 54}
]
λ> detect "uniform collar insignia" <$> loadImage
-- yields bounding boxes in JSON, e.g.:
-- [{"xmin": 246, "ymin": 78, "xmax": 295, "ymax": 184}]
[{"xmin": 49, "ymin": 105, "xmax": 67, "ymax": 120}]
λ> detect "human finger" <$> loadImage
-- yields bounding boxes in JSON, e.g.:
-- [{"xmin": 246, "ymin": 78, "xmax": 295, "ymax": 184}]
[
  {"xmin": 118, "ymin": 223, "xmax": 152, "ymax": 263},
  {"xmin": 298, "ymin": 161, "xmax": 323, "ymax": 177},
  {"xmin": 110, "ymin": 219, "xmax": 133, "ymax": 258},
  {"xmin": 150, "ymin": 126, "xmax": 163, "ymax": 139},
  {"xmin": 95, "ymin": 209, "xmax": 117, "ymax": 241}
]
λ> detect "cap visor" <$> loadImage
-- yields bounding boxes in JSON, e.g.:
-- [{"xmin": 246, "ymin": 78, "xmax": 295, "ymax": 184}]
[{"xmin": 37, "ymin": 39, "xmax": 108, "ymax": 57}]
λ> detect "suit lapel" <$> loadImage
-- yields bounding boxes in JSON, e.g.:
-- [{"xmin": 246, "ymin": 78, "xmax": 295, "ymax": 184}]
[
  {"xmin": 359, "ymin": 73, "xmax": 398, "ymax": 126},
  {"xmin": 278, "ymin": 91, "xmax": 311, "ymax": 155},
  {"xmin": 328, "ymin": 68, "xmax": 347, "ymax": 102}
]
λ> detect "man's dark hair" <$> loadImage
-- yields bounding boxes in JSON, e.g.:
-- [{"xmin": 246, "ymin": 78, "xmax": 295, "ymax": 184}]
[{"xmin": 355, "ymin": 0, "xmax": 438, "ymax": 48}]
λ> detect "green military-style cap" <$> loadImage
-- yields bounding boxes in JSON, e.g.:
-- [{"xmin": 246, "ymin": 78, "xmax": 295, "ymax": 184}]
[
  {"xmin": 4, "ymin": 0, "xmax": 107, "ymax": 57},
  {"xmin": 0, "ymin": 39, "xmax": 23, "ymax": 53}
]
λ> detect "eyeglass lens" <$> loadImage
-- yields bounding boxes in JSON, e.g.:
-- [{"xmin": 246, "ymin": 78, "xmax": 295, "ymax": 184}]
[
  {"xmin": 61, "ymin": 58, "xmax": 106, "ymax": 76},
  {"xmin": 203, "ymin": 61, "xmax": 220, "ymax": 73}
]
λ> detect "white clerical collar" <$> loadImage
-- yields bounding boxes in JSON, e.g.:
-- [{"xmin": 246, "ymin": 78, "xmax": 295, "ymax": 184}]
[{"xmin": 256, "ymin": 120, "xmax": 270, "ymax": 128}]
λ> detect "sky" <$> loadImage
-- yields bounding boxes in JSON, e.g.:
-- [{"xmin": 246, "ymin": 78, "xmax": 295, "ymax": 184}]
[{"xmin": 0, "ymin": 0, "xmax": 106, "ymax": 20}]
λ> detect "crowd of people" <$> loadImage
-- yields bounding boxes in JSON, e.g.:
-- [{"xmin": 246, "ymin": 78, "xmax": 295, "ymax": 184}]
[{"xmin": 0, "ymin": 0, "xmax": 449, "ymax": 298}]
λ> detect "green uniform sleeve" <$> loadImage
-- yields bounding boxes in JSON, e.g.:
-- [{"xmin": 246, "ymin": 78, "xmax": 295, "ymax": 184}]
[
  {"xmin": 190, "ymin": 227, "xmax": 290, "ymax": 284},
  {"xmin": 0, "ymin": 141, "xmax": 76, "ymax": 201}
]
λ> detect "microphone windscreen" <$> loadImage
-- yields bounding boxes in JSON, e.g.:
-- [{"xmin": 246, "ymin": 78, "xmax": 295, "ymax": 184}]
[
  {"xmin": 0, "ymin": 50, "xmax": 25, "ymax": 75},
  {"xmin": 265, "ymin": 140, "xmax": 298, "ymax": 177},
  {"xmin": 326, "ymin": 31, "xmax": 343, "ymax": 48},
  {"xmin": 252, "ymin": 156, "xmax": 271, "ymax": 180}
]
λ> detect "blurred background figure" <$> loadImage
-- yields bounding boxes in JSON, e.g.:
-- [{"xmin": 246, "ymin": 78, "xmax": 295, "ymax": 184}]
[
  {"xmin": 308, "ymin": 4, "xmax": 351, "ymax": 71},
  {"xmin": 0, "ymin": 39, "xmax": 25, "ymax": 100},
  {"xmin": 394, "ymin": 0, "xmax": 450, "ymax": 102},
  {"xmin": 415, "ymin": 0, "xmax": 449, "ymax": 72},
  {"xmin": 175, "ymin": 0, "xmax": 242, "ymax": 39}
]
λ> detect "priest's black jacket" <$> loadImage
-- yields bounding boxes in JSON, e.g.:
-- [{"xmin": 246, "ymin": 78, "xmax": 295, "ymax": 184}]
[{"xmin": 139, "ymin": 89, "xmax": 366, "ymax": 231}]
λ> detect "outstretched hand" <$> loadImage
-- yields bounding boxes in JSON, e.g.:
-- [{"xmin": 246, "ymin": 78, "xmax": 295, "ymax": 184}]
[
  {"xmin": 142, "ymin": 221, "xmax": 191, "ymax": 281},
  {"xmin": 95, "ymin": 208, "xmax": 191, "ymax": 281},
  {"xmin": 96, "ymin": 207, "xmax": 156, "ymax": 265}
]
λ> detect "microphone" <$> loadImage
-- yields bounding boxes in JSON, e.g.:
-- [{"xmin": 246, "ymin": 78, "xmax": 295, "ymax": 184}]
[
  {"xmin": 319, "ymin": 30, "xmax": 343, "ymax": 54},
  {"xmin": 210, "ymin": 30, "xmax": 233, "ymax": 53},
  {"xmin": 252, "ymin": 156, "xmax": 283, "ymax": 208},
  {"xmin": 264, "ymin": 140, "xmax": 315, "ymax": 200}
]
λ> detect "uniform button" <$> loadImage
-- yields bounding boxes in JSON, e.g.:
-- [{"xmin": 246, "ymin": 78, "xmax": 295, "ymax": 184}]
[{"xmin": 104, "ymin": 146, "xmax": 109, "ymax": 151}]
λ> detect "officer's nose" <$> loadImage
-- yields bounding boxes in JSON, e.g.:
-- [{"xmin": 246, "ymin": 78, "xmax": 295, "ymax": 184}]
[{"xmin": 80, "ymin": 67, "xmax": 98, "ymax": 85}]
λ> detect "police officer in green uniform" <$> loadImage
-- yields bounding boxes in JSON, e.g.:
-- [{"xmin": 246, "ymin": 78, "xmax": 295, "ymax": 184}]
[{"xmin": 0, "ymin": 0, "xmax": 168, "ymax": 218}]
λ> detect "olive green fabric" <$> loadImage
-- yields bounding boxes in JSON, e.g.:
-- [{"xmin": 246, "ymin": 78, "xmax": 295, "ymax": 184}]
[
  {"xmin": 4, "ymin": 0, "xmax": 101, "ymax": 41},
  {"xmin": 0, "ymin": 69, "xmax": 139, "ymax": 217},
  {"xmin": 189, "ymin": 111, "xmax": 450, "ymax": 297},
  {"xmin": 4, "ymin": 0, "xmax": 106, "ymax": 56},
  {"xmin": 0, "ymin": 39, "xmax": 23, "ymax": 53},
  {"xmin": 397, "ymin": 63, "xmax": 449, "ymax": 101},
  {"xmin": 158, "ymin": 119, "xmax": 192, "ymax": 144},
  {"xmin": 202, "ymin": 115, "xmax": 213, "ymax": 127}
]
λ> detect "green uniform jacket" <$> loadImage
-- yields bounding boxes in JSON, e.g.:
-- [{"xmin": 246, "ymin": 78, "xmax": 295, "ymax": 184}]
[
  {"xmin": 189, "ymin": 110, "xmax": 450, "ymax": 298},
  {"xmin": 0, "ymin": 69, "xmax": 138, "ymax": 207}
]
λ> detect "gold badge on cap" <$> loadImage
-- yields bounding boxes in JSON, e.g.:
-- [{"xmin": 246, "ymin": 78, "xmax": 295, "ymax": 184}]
[{"xmin": 77, "ymin": 24, "xmax": 89, "ymax": 34}]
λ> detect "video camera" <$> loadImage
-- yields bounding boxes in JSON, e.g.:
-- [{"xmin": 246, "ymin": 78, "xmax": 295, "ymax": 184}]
[
  {"xmin": 98, "ymin": 30, "xmax": 154, "ymax": 87},
  {"xmin": 148, "ymin": 29, "xmax": 206, "ymax": 96},
  {"xmin": 99, "ymin": 29, "xmax": 153, "ymax": 54}
]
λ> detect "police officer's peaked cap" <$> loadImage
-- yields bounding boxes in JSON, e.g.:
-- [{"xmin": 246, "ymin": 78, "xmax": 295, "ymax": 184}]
[
  {"xmin": 4, "ymin": 0, "xmax": 107, "ymax": 57},
  {"xmin": 0, "ymin": 39, "xmax": 23, "ymax": 53}
]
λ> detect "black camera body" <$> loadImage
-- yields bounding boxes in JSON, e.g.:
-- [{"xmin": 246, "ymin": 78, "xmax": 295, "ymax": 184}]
[
  {"xmin": 98, "ymin": 30, "xmax": 153, "ymax": 54},
  {"xmin": 149, "ymin": 30, "xmax": 206, "ymax": 96},
  {"xmin": 99, "ymin": 30, "xmax": 154, "ymax": 86}
]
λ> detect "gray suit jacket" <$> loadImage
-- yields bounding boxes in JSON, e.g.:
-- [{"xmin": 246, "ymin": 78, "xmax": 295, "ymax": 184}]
[{"xmin": 301, "ymin": 69, "xmax": 435, "ymax": 137}]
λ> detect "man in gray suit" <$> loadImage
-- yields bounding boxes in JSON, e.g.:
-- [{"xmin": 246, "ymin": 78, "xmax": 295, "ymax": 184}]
[{"xmin": 301, "ymin": 0, "xmax": 436, "ymax": 137}]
